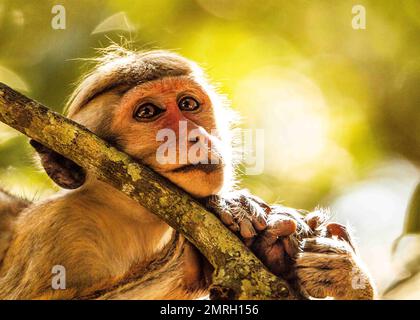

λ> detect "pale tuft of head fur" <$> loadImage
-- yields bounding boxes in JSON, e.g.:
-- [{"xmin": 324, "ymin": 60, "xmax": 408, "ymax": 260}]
[{"xmin": 66, "ymin": 45, "xmax": 202, "ymax": 117}]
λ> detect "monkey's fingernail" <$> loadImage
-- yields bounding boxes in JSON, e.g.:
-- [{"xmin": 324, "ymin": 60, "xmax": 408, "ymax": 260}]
[
  {"xmin": 229, "ymin": 223, "xmax": 240, "ymax": 233},
  {"xmin": 305, "ymin": 210, "xmax": 329, "ymax": 230},
  {"xmin": 326, "ymin": 223, "xmax": 356, "ymax": 251},
  {"xmin": 252, "ymin": 215, "xmax": 267, "ymax": 231},
  {"xmin": 326, "ymin": 223, "xmax": 346, "ymax": 237},
  {"xmin": 270, "ymin": 218, "xmax": 297, "ymax": 237},
  {"xmin": 239, "ymin": 219, "xmax": 257, "ymax": 239},
  {"xmin": 220, "ymin": 211, "xmax": 235, "ymax": 226},
  {"xmin": 307, "ymin": 217, "xmax": 319, "ymax": 230}
]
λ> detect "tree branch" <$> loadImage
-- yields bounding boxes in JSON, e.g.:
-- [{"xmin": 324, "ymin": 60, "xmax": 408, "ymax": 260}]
[{"xmin": 0, "ymin": 82, "xmax": 301, "ymax": 300}]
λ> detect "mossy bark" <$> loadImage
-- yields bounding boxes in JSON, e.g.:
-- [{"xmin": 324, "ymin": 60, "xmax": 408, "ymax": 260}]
[{"xmin": 0, "ymin": 82, "xmax": 302, "ymax": 300}]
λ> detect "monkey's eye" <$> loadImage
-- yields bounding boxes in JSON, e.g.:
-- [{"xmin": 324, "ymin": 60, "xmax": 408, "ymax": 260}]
[
  {"xmin": 178, "ymin": 96, "xmax": 200, "ymax": 112},
  {"xmin": 133, "ymin": 103, "xmax": 163, "ymax": 121}
]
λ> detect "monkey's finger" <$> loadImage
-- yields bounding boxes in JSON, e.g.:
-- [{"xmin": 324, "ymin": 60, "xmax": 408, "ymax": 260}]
[
  {"xmin": 252, "ymin": 216, "xmax": 297, "ymax": 260},
  {"xmin": 252, "ymin": 218, "xmax": 298, "ymax": 274},
  {"xmin": 250, "ymin": 211, "xmax": 267, "ymax": 232},
  {"xmin": 204, "ymin": 195, "xmax": 228, "ymax": 217},
  {"xmin": 282, "ymin": 236, "xmax": 301, "ymax": 258},
  {"xmin": 326, "ymin": 222, "xmax": 348, "ymax": 239},
  {"xmin": 203, "ymin": 196, "xmax": 239, "ymax": 230},
  {"xmin": 326, "ymin": 223, "xmax": 356, "ymax": 252},
  {"xmin": 304, "ymin": 210, "xmax": 329, "ymax": 231},
  {"xmin": 266, "ymin": 216, "xmax": 297, "ymax": 239},
  {"xmin": 252, "ymin": 241, "xmax": 287, "ymax": 276},
  {"xmin": 306, "ymin": 215, "xmax": 320, "ymax": 231},
  {"xmin": 264, "ymin": 243, "xmax": 287, "ymax": 275},
  {"xmin": 239, "ymin": 219, "xmax": 257, "ymax": 239},
  {"xmin": 228, "ymin": 223, "xmax": 240, "ymax": 233},
  {"xmin": 239, "ymin": 195, "xmax": 268, "ymax": 231},
  {"xmin": 246, "ymin": 194, "xmax": 272, "ymax": 215},
  {"xmin": 249, "ymin": 200, "xmax": 268, "ymax": 231},
  {"xmin": 219, "ymin": 210, "xmax": 235, "ymax": 226}
]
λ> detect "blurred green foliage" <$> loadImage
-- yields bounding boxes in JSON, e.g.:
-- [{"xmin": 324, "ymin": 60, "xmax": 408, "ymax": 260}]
[{"xmin": 0, "ymin": 0, "xmax": 419, "ymax": 209}]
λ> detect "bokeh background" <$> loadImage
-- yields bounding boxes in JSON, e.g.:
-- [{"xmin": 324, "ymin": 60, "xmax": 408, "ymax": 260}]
[{"xmin": 0, "ymin": 0, "xmax": 419, "ymax": 295}]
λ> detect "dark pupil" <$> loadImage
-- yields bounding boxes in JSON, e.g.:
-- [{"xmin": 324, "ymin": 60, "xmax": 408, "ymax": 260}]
[
  {"xmin": 181, "ymin": 98, "xmax": 198, "ymax": 110},
  {"xmin": 137, "ymin": 104, "xmax": 155, "ymax": 118}
]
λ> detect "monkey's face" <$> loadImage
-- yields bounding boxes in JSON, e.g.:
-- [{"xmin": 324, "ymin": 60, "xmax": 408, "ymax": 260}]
[{"xmin": 109, "ymin": 76, "xmax": 227, "ymax": 198}]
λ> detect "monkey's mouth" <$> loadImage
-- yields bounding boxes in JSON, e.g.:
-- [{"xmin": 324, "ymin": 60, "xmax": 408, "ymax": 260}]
[{"xmin": 172, "ymin": 163, "xmax": 222, "ymax": 174}]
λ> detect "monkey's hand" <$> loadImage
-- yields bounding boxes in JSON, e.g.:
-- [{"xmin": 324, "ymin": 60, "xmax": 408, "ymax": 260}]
[
  {"xmin": 204, "ymin": 194, "xmax": 375, "ymax": 300},
  {"xmin": 203, "ymin": 191, "xmax": 300, "ymax": 275},
  {"xmin": 295, "ymin": 220, "xmax": 376, "ymax": 300}
]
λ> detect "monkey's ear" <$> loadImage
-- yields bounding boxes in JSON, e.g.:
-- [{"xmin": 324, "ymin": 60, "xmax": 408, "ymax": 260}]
[{"xmin": 30, "ymin": 140, "xmax": 86, "ymax": 189}]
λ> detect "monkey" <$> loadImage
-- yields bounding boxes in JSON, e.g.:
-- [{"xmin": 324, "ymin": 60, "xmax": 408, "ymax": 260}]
[{"xmin": 0, "ymin": 46, "xmax": 375, "ymax": 299}]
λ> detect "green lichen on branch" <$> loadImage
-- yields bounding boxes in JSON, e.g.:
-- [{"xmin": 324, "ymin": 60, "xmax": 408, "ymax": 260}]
[{"xmin": 0, "ymin": 82, "xmax": 300, "ymax": 300}]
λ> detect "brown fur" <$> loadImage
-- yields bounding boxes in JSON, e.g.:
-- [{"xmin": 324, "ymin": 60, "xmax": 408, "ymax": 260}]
[
  {"xmin": 0, "ymin": 178, "xmax": 209, "ymax": 299},
  {"xmin": 0, "ymin": 189, "xmax": 30, "ymax": 266},
  {"xmin": 0, "ymin": 49, "xmax": 225, "ymax": 299},
  {"xmin": 0, "ymin": 47, "xmax": 375, "ymax": 299},
  {"xmin": 295, "ymin": 237, "xmax": 375, "ymax": 299}
]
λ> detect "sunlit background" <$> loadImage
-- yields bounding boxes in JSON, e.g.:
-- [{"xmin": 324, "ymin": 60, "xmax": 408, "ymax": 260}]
[{"xmin": 0, "ymin": 0, "xmax": 419, "ymax": 295}]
